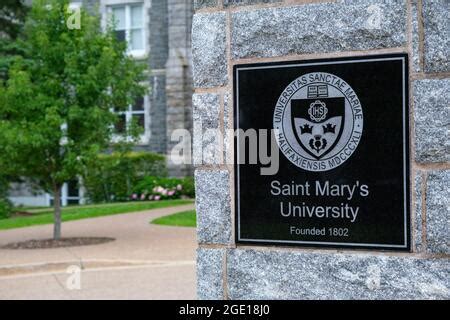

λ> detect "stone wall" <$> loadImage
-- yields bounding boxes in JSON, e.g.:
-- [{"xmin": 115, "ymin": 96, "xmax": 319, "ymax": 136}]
[
  {"xmin": 166, "ymin": 0, "xmax": 195, "ymax": 177},
  {"xmin": 148, "ymin": 0, "xmax": 169, "ymax": 154},
  {"xmin": 80, "ymin": 0, "xmax": 194, "ymax": 176},
  {"xmin": 81, "ymin": 0, "xmax": 169, "ymax": 154},
  {"xmin": 193, "ymin": 0, "xmax": 449, "ymax": 299}
]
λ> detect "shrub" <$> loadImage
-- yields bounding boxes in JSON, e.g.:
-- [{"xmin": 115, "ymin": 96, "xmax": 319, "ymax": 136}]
[
  {"xmin": 0, "ymin": 175, "xmax": 12, "ymax": 219},
  {"xmin": 0, "ymin": 199, "xmax": 12, "ymax": 220},
  {"xmin": 180, "ymin": 176, "xmax": 195, "ymax": 198},
  {"xmin": 83, "ymin": 152, "xmax": 167, "ymax": 203},
  {"xmin": 131, "ymin": 176, "xmax": 195, "ymax": 201}
]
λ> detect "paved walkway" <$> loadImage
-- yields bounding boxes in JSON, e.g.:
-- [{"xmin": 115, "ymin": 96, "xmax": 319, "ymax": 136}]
[{"xmin": 0, "ymin": 204, "xmax": 197, "ymax": 300}]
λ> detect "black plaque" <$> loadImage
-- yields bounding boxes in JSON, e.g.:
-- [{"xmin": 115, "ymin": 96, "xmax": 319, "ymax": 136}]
[{"xmin": 234, "ymin": 54, "xmax": 410, "ymax": 251}]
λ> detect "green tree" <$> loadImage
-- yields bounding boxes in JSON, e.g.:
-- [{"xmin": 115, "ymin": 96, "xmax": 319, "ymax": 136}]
[
  {"xmin": 0, "ymin": 0, "xmax": 29, "ymax": 80},
  {"xmin": 0, "ymin": 0, "xmax": 146, "ymax": 239},
  {"xmin": 0, "ymin": 0, "xmax": 28, "ymax": 38}
]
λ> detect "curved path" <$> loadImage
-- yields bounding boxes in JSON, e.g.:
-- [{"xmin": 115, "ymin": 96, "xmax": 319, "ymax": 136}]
[{"xmin": 0, "ymin": 204, "xmax": 196, "ymax": 300}]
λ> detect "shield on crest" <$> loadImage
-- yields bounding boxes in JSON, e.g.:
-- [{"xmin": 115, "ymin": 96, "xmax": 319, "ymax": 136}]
[{"xmin": 291, "ymin": 95, "xmax": 345, "ymax": 160}]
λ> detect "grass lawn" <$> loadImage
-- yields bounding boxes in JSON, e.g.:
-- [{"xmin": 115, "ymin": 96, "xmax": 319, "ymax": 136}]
[
  {"xmin": 151, "ymin": 210, "xmax": 196, "ymax": 228},
  {"xmin": 0, "ymin": 199, "xmax": 194, "ymax": 230}
]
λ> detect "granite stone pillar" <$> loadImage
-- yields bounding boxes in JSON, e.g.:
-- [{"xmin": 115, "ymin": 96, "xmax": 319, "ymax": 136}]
[{"xmin": 193, "ymin": 0, "xmax": 449, "ymax": 300}]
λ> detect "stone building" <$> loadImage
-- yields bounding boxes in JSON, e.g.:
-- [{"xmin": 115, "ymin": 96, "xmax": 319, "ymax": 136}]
[
  {"xmin": 81, "ymin": 0, "xmax": 194, "ymax": 175},
  {"xmin": 193, "ymin": 0, "xmax": 449, "ymax": 299},
  {"xmin": 9, "ymin": 0, "xmax": 194, "ymax": 206}
]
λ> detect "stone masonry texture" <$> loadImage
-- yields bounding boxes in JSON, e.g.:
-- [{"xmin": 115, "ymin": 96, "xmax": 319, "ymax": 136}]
[
  {"xmin": 148, "ymin": 0, "xmax": 169, "ymax": 154},
  {"xmin": 413, "ymin": 78, "xmax": 450, "ymax": 163},
  {"xmin": 192, "ymin": 12, "xmax": 228, "ymax": 88},
  {"xmin": 197, "ymin": 248, "xmax": 225, "ymax": 300},
  {"xmin": 193, "ymin": 0, "xmax": 450, "ymax": 301},
  {"xmin": 224, "ymin": 93, "xmax": 233, "ymax": 164},
  {"xmin": 414, "ymin": 173, "xmax": 423, "ymax": 252},
  {"xmin": 194, "ymin": 0, "xmax": 218, "ymax": 10},
  {"xmin": 231, "ymin": 1, "xmax": 407, "ymax": 59},
  {"xmin": 195, "ymin": 170, "xmax": 232, "ymax": 245},
  {"xmin": 227, "ymin": 249, "xmax": 450, "ymax": 299},
  {"xmin": 78, "ymin": 0, "xmax": 193, "ymax": 176},
  {"xmin": 422, "ymin": 1, "xmax": 449, "ymax": 73},
  {"xmin": 411, "ymin": 1, "xmax": 420, "ymax": 73},
  {"xmin": 224, "ymin": 0, "xmax": 282, "ymax": 7},
  {"xmin": 426, "ymin": 171, "xmax": 450, "ymax": 254},
  {"xmin": 166, "ymin": 0, "xmax": 194, "ymax": 177},
  {"xmin": 193, "ymin": 93, "xmax": 221, "ymax": 165}
]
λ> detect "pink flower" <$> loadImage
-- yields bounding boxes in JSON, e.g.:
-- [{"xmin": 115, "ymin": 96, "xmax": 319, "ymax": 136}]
[
  {"xmin": 140, "ymin": 194, "xmax": 146, "ymax": 200},
  {"xmin": 168, "ymin": 190, "xmax": 175, "ymax": 196},
  {"xmin": 131, "ymin": 194, "xmax": 138, "ymax": 200},
  {"xmin": 154, "ymin": 195, "xmax": 161, "ymax": 201},
  {"xmin": 176, "ymin": 184, "xmax": 182, "ymax": 191}
]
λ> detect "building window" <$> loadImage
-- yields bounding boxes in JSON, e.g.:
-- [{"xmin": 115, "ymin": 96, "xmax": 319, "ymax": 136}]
[
  {"xmin": 66, "ymin": 180, "xmax": 81, "ymax": 205},
  {"xmin": 114, "ymin": 95, "xmax": 149, "ymax": 143},
  {"xmin": 49, "ymin": 180, "xmax": 81, "ymax": 207},
  {"xmin": 109, "ymin": 3, "xmax": 146, "ymax": 56}
]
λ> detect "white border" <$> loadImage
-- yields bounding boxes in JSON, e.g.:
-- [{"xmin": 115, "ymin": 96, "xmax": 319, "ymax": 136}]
[{"xmin": 235, "ymin": 56, "xmax": 409, "ymax": 249}]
